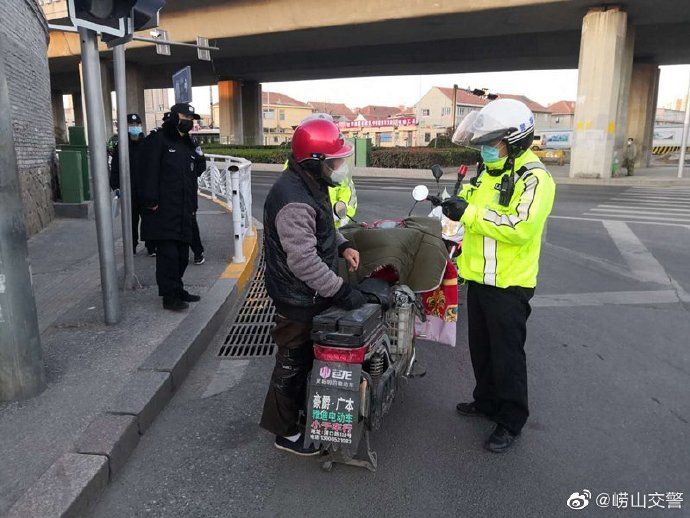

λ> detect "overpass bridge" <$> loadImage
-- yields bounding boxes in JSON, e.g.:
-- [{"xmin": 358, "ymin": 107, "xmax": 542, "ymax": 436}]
[{"xmin": 44, "ymin": 0, "xmax": 690, "ymax": 178}]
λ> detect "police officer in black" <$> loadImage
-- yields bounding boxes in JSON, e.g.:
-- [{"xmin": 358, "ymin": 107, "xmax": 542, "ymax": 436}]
[
  {"xmin": 137, "ymin": 103, "xmax": 203, "ymax": 311},
  {"xmin": 110, "ymin": 113, "xmax": 153, "ymax": 254}
]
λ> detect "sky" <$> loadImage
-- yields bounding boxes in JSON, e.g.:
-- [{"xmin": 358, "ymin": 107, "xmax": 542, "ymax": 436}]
[{"xmin": 179, "ymin": 65, "xmax": 690, "ymax": 116}]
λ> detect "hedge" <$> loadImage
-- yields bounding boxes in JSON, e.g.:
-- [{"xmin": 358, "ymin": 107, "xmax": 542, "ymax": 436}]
[
  {"xmin": 203, "ymin": 146, "xmax": 290, "ymax": 164},
  {"xmin": 201, "ymin": 145, "xmax": 479, "ymax": 169},
  {"xmin": 371, "ymin": 147, "xmax": 479, "ymax": 169}
]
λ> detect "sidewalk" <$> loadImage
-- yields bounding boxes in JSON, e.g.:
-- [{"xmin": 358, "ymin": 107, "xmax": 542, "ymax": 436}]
[
  {"xmin": 0, "ymin": 197, "xmax": 257, "ymax": 516},
  {"xmin": 253, "ymin": 162, "xmax": 690, "ymax": 186}
]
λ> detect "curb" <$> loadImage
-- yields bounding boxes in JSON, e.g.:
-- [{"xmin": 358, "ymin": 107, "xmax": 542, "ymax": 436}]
[
  {"xmin": 8, "ymin": 223, "xmax": 261, "ymax": 518},
  {"xmin": 252, "ymin": 162, "xmax": 690, "ymax": 186}
]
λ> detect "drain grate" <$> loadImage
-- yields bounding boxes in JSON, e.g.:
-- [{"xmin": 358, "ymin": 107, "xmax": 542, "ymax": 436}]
[{"xmin": 219, "ymin": 255, "xmax": 277, "ymax": 359}]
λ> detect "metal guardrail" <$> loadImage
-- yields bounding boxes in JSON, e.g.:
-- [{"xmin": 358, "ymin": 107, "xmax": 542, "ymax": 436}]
[{"xmin": 198, "ymin": 154, "xmax": 254, "ymax": 263}]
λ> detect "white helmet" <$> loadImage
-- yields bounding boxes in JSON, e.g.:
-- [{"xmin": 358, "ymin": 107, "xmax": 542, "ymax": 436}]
[
  {"xmin": 452, "ymin": 98, "xmax": 535, "ymax": 155},
  {"xmin": 302, "ymin": 112, "xmax": 335, "ymax": 123}
]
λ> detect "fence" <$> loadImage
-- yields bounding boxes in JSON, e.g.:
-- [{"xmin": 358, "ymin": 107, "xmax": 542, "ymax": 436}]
[{"xmin": 198, "ymin": 154, "xmax": 254, "ymax": 263}]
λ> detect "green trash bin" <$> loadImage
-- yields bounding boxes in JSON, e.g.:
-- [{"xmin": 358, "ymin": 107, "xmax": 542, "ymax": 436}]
[
  {"xmin": 58, "ymin": 150, "xmax": 84, "ymax": 203},
  {"xmin": 58, "ymin": 126, "xmax": 91, "ymax": 200},
  {"xmin": 354, "ymin": 137, "xmax": 372, "ymax": 167}
]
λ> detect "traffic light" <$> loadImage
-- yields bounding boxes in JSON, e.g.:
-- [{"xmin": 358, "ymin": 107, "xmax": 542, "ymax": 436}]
[
  {"xmin": 69, "ymin": 0, "xmax": 165, "ymax": 36},
  {"xmin": 74, "ymin": 0, "xmax": 137, "ymax": 20},
  {"xmin": 132, "ymin": 0, "xmax": 166, "ymax": 31}
]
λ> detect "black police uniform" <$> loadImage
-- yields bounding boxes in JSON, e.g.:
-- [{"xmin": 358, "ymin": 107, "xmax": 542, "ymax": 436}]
[
  {"xmin": 110, "ymin": 113, "xmax": 150, "ymax": 253},
  {"xmin": 136, "ymin": 105, "xmax": 201, "ymax": 302}
]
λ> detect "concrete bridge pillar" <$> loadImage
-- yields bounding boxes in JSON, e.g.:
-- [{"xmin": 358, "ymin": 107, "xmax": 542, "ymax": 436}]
[
  {"xmin": 125, "ymin": 64, "xmax": 147, "ymax": 133},
  {"xmin": 218, "ymin": 79, "xmax": 243, "ymax": 145},
  {"xmin": 626, "ymin": 63, "xmax": 660, "ymax": 168},
  {"xmin": 51, "ymin": 90, "xmax": 67, "ymax": 144},
  {"xmin": 72, "ymin": 92, "xmax": 84, "ymax": 126},
  {"xmin": 242, "ymin": 81, "xmax": 263, "ymax": 146},
  {"xmin": 78, "ymin": 58, "xmax": 114, "ymax": 139},
  {"xmin": 570, "ymin": 7, "xmax": 632, "ymax": 178}
]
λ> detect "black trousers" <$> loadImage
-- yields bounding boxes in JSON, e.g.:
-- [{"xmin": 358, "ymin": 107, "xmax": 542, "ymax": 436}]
[
  {"xmin": 190, "ymin": 215, "xmax": 204, "ymax": 257},
  {"xmin": 466, "ymin": 281, "xmax": 534, "ymax": 435},
  {"xmin": 260, "ymin": 315, "xmax": 314, "ymax": 437},
  {"xmin": 154, "ymin": 240, "xmax": 189, "ymax": 298},
  {"xmin": 131, "ymin": 201, "xmax": 155, "ymax": 254}
]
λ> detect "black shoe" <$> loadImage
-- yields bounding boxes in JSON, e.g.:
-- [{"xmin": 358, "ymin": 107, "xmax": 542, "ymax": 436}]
[
  {"xmin": 484, "ymin": 424, "xmax": 519, "ymax": 453},
  {"xmin": 193, "ymin": 254, "xmax": 205, "ymax": 265},
  {"xmin": 456, "ymin": 401, "xmax": 492, "ymax": 419},
  {"xmin": 274, "ymin": 435, "xmax": 320, "ymax": 457},
  {"xmin": 148, "ymin": 250, "xmax": 156, "ymax": 257},
  {"xmin": 162, "ymin": 296, "xmax": 189, "ymax": 311},
  {"xmin": 180, "ymin": 291, "xmax": 201, "ymax": 303}
]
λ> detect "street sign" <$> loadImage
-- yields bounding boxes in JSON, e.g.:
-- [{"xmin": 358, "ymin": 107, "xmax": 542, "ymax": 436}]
[
  {"xmin": 67, "ymin": 0, "xmax": 127, "ymax": 37},
  {"xmin": 173, "ymin": 66, "xmax": 192, "ymax": 104},
  {"xmin": 154, "ymin": 29, "xmax": 170, "ymax": 56},
  {"xmin": 197, "ymin": 36, "xmax": 210, "ymax": 61}
]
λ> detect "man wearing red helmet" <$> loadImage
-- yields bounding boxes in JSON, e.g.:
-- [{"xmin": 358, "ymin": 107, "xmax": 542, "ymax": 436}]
[{"xmin": 260, "ymin": 118, "xmax": 365, "ymax": 456}]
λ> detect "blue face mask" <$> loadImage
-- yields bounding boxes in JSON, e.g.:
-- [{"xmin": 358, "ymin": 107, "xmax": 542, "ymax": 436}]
[
  {"xmin": 480, "ymin": 145, "xmax": 501, "ymax": 163},
  {"xmin": 128, "ymin": 126, "xmax": 143, "ymax": 137}
]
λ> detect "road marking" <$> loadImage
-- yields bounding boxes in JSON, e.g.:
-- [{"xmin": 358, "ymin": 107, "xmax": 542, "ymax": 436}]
[
  {"xmin": 594, "ymin": 199, "xmax": 690, "ymax": 207},
  {"xmin": 532, "ymin": 289, "xmax": 679, "ymax": 307},
  {"xmin": 590, "ymin": 208, "xmax": 690, "ymax": 220},
  {"xmin": 583, "ymin": 212, "xmax": 690, "ymax": 223},
  {"xmin": 603, "ymin": 220, "xmax": 670, "ymax": 285},
  {"xmin": 550, "ymin": 215, "xmax": 690, "ymax": 229},
  {"xmin": 596, "ymin": 204, "xmax": 690, "ymax": 213}
]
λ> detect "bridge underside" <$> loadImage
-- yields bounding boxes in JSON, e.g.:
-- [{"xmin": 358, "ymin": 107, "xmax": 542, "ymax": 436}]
[{"xmin": 48, "ymin": 1, "xmax": 690, "ymax": 91}]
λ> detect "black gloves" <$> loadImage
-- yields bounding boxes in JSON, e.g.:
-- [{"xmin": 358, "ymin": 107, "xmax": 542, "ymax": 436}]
[
  {"xmin": 441, "ymin": 197, "xmax": 468, "ymax": 221},
  {"xmin": 334, "ymin": 282, "xmax": 367, "ymax": 310},
  {"xmin": 427, "ymin": 195, "xmax": 442, "ymax": 206}
]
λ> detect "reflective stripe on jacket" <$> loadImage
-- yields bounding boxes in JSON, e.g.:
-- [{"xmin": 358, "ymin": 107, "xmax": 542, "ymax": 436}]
[{"xmin": 457, "ymin": 149, "xmax": 555, "ymax": 288}]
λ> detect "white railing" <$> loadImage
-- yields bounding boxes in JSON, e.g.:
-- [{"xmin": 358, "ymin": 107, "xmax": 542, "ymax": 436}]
[{"xmin": 198, "ymin": 154, "xmax": 254, "ymax": 263}]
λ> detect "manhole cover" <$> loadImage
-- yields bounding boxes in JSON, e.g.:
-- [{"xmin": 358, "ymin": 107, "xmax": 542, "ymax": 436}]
[{"xmin": 219, "ymin": 256, "xmax": 276, "ymax": 359}]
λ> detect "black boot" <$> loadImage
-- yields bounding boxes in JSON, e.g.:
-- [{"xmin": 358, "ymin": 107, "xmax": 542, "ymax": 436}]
[
  {"xmin": 180, "ymin": 290, "xmax": 201, "ymax": 302},
  {"xmin": 456, "ymin": 401, "xmax": 493, "ymax": 419},
  {"xmin": 484, "ymin": 424, "xmax": 519, "ymax": 453},
  {"xmin": 163, "ymin": 296, "xmax": 189, "ymax": 311}
]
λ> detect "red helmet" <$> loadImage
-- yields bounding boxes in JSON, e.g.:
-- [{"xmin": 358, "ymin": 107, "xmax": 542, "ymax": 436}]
[{"xmin": 291, "ymin": 119, "xmax": 353, "ymax": 163}]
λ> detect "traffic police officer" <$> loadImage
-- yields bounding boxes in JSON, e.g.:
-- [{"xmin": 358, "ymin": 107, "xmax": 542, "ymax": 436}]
[
  {"xmin": 110, "ymin": 113, "xmax": 151, "ymax": 254},
  {"xmin": 442, "ymin": 99, "xmax": 555, "ymax": 452},
  {"xmin": 137, "ymin": 103, "xmax": 203, "ymax": 311}
]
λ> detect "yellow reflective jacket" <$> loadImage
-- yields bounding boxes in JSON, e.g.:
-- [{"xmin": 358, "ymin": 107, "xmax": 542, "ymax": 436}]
[
  {"xmin": 284, "ymin": 160, "xmax": 357, "ymax": 227},
  {"xmin": 457, "ymin": 150, "xmax": 555, "ymax": 288},
  {"xmin": 329, "ymin": 177, "xmax": 357, "ymax": 228}
]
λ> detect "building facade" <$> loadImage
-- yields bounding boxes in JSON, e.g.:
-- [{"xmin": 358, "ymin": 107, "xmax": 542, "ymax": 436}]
[
  {"xmin": 5, "ymin": 0, "xmax": 55, "ymax": 234},
  {"xmin": 262, "ymin": 91, "xmax": 313, "ymax": 145},
  {"xmin": 339, "ymin": 116, "xmax": 418, "ymax": 147},
  {"xmin": 547, "ymin": 100, "xmax": 576, "ymax": 130},
  {"xmin": 414, "ymin": 86, "xmax": 554, "ymax": 145}
]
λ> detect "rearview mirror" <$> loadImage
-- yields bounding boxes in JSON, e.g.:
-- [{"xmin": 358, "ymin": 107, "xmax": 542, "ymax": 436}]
[
  {"xmin": 412, "ymin": 185, "xmax": 429, "ymax": 202},
  {"xmin": 333, "ymin": 201, "xmax": 348, "ymax": 220},
  {"xmin": 431, "ymin": 164, "xmax": 444, "ymax": 180}
]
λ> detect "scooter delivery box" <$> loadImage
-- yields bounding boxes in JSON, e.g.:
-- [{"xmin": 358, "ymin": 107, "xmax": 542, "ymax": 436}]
[{"xmin": 311, "ymin": 303, "xmax": 383, "ymax": 348}]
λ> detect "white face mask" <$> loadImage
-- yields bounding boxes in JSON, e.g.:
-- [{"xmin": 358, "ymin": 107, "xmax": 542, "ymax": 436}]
[
  {"xmin": 325, "ymin": 160, "xmax": 349, "ymax": 185},
  {"xmin": 330, "ymin": 163, "xmax": 349, "ymax": 185}
]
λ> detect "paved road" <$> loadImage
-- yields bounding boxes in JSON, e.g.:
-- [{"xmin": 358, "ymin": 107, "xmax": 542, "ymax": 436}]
[{"xmin": 92, "ymin": 174, "xmax": 689, "ymax": 517}]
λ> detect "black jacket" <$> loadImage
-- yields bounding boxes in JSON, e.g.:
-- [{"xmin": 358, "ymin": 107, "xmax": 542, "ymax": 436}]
[
  {"xmin": 109, "ymin": 135, "xmax": 144, "ymax": 193},
  {"xmin": 137, "ymin": 122, "xmax": 201, "ymax": 243},
  {"xmin": 264, "ymin": 158, "xmax": 341, "ymax": 321}
]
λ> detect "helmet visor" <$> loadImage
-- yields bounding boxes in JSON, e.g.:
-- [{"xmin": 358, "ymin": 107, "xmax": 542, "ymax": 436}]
[{"xmin": 451, "ymin": 110, "xmax": 514, "ymax": 149}]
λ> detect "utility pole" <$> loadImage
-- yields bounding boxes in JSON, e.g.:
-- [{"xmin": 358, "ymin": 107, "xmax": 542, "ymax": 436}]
[
  {"xmin": 79, "ymin": 27, "xmax": 121, "ymax": 323},
  {"xmin": 0, "ymin": 35, "xmax": 45, "ymax": 401},
  {"xmin": 678, "ymin": 73, "xmax": 690, "ymax": 179},
  {"xmin": 113, "ymin": 44, "xmax": 136, "ymax": 289},
  {"xmin": 452, "ymin": 83, "xmax": 459, "ymax": 131},
  {"xmin": 209, "ymin": 85, "xmax": 214, "ymax": 128}
]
